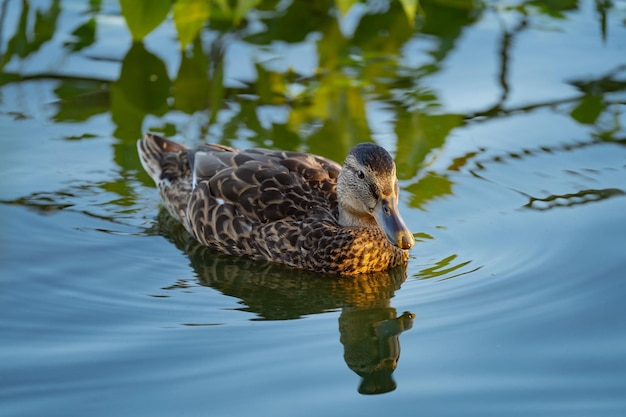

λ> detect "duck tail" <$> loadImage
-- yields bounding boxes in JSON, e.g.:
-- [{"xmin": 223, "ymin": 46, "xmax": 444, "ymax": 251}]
[{"xmin": 137, "ymin": 133, "xmax": 189, "ymax": 184}]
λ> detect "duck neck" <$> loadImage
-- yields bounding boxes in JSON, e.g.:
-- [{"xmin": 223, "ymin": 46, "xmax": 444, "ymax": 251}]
[
  {"xmin": 337, "ymin": 203, "xmax": 376, "ymax": 228},
  {"xmin": 336, "ymin": 169, "xmax": 377, "ymax": 228}
]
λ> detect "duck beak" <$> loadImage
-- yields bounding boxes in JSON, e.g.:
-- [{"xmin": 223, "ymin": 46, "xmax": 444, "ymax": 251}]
[{"xmin": 375, "ymin": 198, "xmax": 415, "ymax": 250}]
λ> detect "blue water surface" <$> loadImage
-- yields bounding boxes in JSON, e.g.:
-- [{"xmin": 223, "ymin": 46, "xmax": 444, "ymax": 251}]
[{"xmin": 1, "ymin": 1, "xmax": 626, "ymax": 416}]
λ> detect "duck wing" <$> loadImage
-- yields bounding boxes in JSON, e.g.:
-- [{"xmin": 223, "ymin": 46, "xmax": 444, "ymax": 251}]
[
  {"xmin": 182, "ymin": 144, "xmax": 342, "ymax": 261},
  {"xmin": 190, "ymin": 147, "xmax": 341, "ymax": 222}
]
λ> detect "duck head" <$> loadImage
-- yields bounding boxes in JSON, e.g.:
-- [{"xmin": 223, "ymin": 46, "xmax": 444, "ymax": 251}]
[{"xmin": 337, "ymin": 143, "xmax": 415, "ymax": 250}]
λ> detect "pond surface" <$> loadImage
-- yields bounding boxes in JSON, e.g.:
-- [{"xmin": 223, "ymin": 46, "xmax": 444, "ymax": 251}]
[{"xmin": 2, "ymin": 0, "xmax": 626, "ymax": 416}]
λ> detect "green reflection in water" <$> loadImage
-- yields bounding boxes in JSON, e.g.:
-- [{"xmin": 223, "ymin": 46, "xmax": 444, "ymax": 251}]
[
  {"xmin": 111, "ymin": 42, "xmax": 171, "ymax": 140},
  {"xmin": 0, "ymin": 0, "xmax": 60, "ymax": 69},
  {"xmin": 3, "ymin": 0, "xmax": 622, "ymax": 156}
]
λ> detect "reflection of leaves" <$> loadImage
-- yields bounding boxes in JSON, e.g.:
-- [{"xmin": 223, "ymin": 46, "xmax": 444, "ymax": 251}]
[
  {"xmin": 111, "ymin": 43, "xmax": 170, "ymax": 139},
  {"xmin": 53, "ymin": 80, "xmax": 110, "ymax": 122},
  {"xmin": 353, "ymin": 1, "xmax": 412, "ymax": 54},
  {"xmin": 232, "ymin": 0, "xmax": 262, "ymax": 25},
  {"xmin": 252, "ymin": 1, "xmax": 333, "ymax": 44},
  {"xmin": 1, "ymin": 0, "xmax": 61, "ymax": 69},
  {"xmin": 110, "ymin": 82, "xmax": 145, "ymax": 140},
  {"xmin": 220, "ymin": 100, "xmax": 266, "ymax": 147},
  {"xmin": 173, "ymin": 0, "xmax": 211, "ymax": 49},
  {"xmin": 31, "ymin": 0, "xmax": 61, "ymax": 50},
  {"xmin": 119, "ymin": 0, "xmax": 169, "ymax": 40},
  {"xmin": 334, "ymin": 0, "xmax": 420, "ymax": 25},
  {"xmin": 395, "ymin": 112, "xmax": 464, "ymax": 179},
  {"xmin": 336, "ymin": 0, "xmax": 359, "ymax": 16},
  {"xmin": 415, "ymin": 254, "xmax": 479, "ymax": 280},
  {"xmin": 570, "ymin": 69, "xmax": 626, "ymax": 95},
  {"xmin": 570, "ymin": 95, "xmax": 605, "ymax": 125},
  {"xmin": 567, "ymin": 67, "xmax": 626, "ymax": 132},
  {"xmin": 316, "ymin": 18, "xmax": 348, "ymax": 70},
  {"xmin": 201, "ymin": 0, "xmax": 262, "ymax": 26},
  {"xmin": 64, "ymin": 18, "xmax": 96, "ymax": 51},
  {"xmin": 254, "ymin": 63, "xmax": 288, "ymax": 104},
  {"xmin": 405, "ymin": 172, "xmax": 453, "ymax": 210},
  {"xmin": 419, "ymin": 0, "xmax": 479, "ymax": 63},
  {"xmin": 398, "ymin": 0, "xmax": 422, "ymax": 25},
  {"xmin": 13, "ymin": 0, "xmax": 622, "ymax": 221},
  {"xmin": 174, "ymin": 39, "xmax": 210, "ymax": 113},
  {"xmin": 301, "ymin": 76, "xmax": 372, "ymax": 159},
  {"xmin": 527, "ymin": 0, "xmax": 577, "ymax": 19},
  {"xmin": 116, "ymin": 43, "xmax": 170, "ymax": 113}
]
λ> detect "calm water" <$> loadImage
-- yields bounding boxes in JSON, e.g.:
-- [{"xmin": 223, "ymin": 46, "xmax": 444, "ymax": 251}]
[{"xmin": 2, "ymin": 0, "xmax": 626, "ymax": 416}]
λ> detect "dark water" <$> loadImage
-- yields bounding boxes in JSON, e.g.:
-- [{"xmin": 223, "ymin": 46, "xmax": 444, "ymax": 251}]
[{"xmin": 2, "ymin": 0, "xmax": 626, "ymax": 416}]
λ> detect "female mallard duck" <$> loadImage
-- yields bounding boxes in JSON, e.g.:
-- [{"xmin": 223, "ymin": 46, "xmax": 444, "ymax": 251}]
[{"xmin": 137, "ymin": 134, "xmax": 414, "ymax": 275}]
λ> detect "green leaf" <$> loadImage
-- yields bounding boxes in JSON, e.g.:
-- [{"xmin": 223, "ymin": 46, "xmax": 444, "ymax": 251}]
[
  {"xmin": 1, "ymin": 0, "xmax": 61, "ymax": 69},
  {"xmin": 64, "ymin": 18, "xmax": 96, "ymax": 51},
  {"xmin": 174, "ymin": 39, "xmax": 210, "ymax": 113},
  {"xmin": 116, "ymin": 43, "xmax": 171, "ymax": 114},
  {"xmin": 53, "ymin": 80, "xmax": 109, "ymax": 122},
  {"xmin": 570, "ymin": 95, "xmax": 605, "ymax": 125},
  {"xmin": 119, "ymin": 0, "xmax": 170, "ymax": 40},
  {"xmin": 395, "ymin": 112, "xmax": 463, "ymax": 179},
  {"xmin": 336, "ymin": 0, "xmax": 359, "ymax": 16},
  {"xmin": 111, "ymin": 43, "xmax": 171, "ymax": 140},
  {"xmin": 233, "ymin": 0, "xmax": 261, "ymax": 25},
  {"xmin": 398, "ymin": 0, "xmax": 421, "ymax": 25},
  {"xmin": 173, "ymin": 0, "xmax": 211, "ymax": 49},
  {"xmin": 405, "ymin": 172, "xmax": 454, "ymax": 211}
]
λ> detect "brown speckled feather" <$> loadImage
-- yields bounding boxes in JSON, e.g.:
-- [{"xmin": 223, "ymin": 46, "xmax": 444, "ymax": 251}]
[{"xmin": 138, "ymin": 134, "xmax": 409, "ymax": 275}]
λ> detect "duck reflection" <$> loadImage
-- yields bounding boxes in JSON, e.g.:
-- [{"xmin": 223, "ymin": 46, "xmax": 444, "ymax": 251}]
[
  {"xmin": 154, "ymin": 210, "xmax": 415, "ymax": 394},
  {"xmin": 340, "ymin": 308, "xmax": 414, "ymax": 394}
]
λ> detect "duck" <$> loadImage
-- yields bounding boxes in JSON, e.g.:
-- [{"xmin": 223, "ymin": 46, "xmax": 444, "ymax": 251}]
[{"xmin": 137, "ymin": 133, "xmax": 414, "ymax": 275}]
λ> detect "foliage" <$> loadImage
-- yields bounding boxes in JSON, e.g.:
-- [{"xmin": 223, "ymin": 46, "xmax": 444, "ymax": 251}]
[
  {"xmin": 173, "ymin": 0, "xmax": 212, "ymax": 49},
  {"xmin": 0, "ymin": 0, "xmax": 623, "ymax": 209},
  {"xmin": 117, "ymin": 0, "xmax": 420, "ymax": 49},
  {"xmin": 119, "ymin": 0, "xmax": 170, "ymax": 41}
]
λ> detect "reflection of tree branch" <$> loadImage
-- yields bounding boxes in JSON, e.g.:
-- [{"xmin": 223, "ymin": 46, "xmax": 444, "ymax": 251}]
[
  {"xmin": 464, "ymin": 94, "xmax": 580, "ymax": 121},
  {"xmin": 461, "ymin": 136, "xmax": 626, "ymax": 211},
  {"xmin": 465, "ymin": 95, "xmax": 626, "ymax": 124},
  {"xmin": 595, "ymin": 0, "xmax": 610, "ymax": 42},
  {"xmin": 0, "ymin": 0, "xmax": 8, "ymax": 60},
  {"xmin": 0, "ymin": 71, "xmax": 113, "ymax": 85},
  {"xmin": 466, "ymin": 137, "xmax": 625, "ymax": 175},
  {"xmin": 524, "ymin": 188, "xmax": 625, "ymax": 211},
  {"xmin": 466, "ymin": 64, "xmax": 626, "ymax": 123},
  {"xmin": 1, "ymin": 188, "xmax": 141, "ymax": 227},
  {"xmin": 492, "ymin": 10, "xmax": 528, "ymax": 107},
  {"xmin": 570, "ymin": 64, "xmax": 626, "ymax": 94}
]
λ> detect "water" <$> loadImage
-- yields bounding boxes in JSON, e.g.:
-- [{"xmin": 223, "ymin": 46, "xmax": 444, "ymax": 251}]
[{"xmin": 2, "ymin": 0, "xmax": 626, "ymax": 416}]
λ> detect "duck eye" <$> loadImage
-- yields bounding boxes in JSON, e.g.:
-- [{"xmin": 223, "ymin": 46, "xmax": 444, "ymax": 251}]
[{"xmin": 356, "ymin": 170, "xmax": 365, "ymax": 179}]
